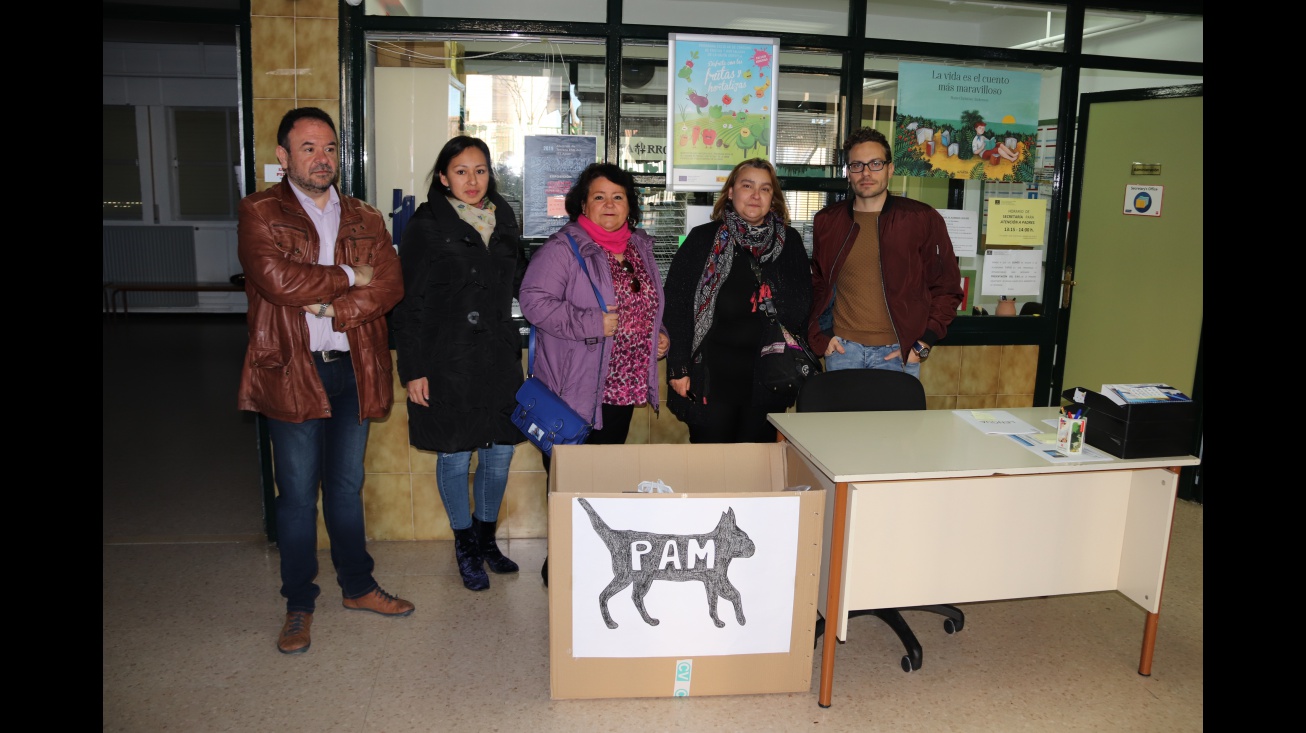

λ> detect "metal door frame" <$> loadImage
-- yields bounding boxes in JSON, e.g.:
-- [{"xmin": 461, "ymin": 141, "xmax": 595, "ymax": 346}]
[{"xmin": 1054, "ymin": 83, "xmax": 1203, "ymax": 501}]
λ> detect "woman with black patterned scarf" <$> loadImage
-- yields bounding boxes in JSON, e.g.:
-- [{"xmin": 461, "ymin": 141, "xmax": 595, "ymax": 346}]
[{"xmin": 663, "ymin": 158, "xmax": 812, "ymax": 443}]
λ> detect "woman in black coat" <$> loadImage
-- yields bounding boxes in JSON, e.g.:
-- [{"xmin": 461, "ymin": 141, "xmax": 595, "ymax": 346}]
[
  {"xmin": 391, "ymin": 136, "xmax": 526, "ymax": 591},
  {"xmin": 663, "ymin": 158, "xmax": 812, "ymax": 443}
]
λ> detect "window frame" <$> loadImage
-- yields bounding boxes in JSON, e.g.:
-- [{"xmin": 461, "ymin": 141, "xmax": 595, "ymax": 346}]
[{"xmin": 327, "ymin": 0, "xmax": 1202, "ymax": 406}]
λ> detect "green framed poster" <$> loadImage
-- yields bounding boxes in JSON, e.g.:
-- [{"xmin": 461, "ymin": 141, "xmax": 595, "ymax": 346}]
[{"xmin": 894, "ymin": 62, "xmax": 1041, "ymax": 182}]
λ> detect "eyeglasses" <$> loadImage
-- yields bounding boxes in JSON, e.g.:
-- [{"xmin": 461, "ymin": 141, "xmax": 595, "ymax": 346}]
[
  {"xmin": 847, "ymin": 159, "xmax": 889, "ymax": 173},
  {"xmin": 621, "ymin": 259, "xmax": 641, "ymax": 293}
]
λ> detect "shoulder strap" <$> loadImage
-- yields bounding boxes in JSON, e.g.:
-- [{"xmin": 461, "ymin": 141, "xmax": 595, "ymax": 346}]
[
  {"xmin": 566, "ymin": 233, "xmax": 607, "ymax": 312},
  {"xmin": 526, "ymin": 233, "xmax": 608, "ymax": 425},
  {"xmin": 567, "ymin": 233, "xmax": 610, "ymax": 423},
  {"xmin": 528, "ymin": 323, "xmax": 537, "ymax": 377}
]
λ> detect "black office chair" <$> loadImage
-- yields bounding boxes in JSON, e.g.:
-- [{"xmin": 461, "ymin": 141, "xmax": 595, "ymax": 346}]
[{"xmin": 797, "ymin": 368, "xmax": 965, "ymax": 673}]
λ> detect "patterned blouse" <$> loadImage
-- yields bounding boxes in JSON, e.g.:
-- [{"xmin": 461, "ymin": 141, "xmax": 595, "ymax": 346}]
[{"xmin": 602, "ymin": 246, "xmax": 658, "ymax": 406}]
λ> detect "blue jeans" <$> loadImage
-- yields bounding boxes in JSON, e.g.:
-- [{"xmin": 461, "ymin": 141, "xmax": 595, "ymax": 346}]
[
  {"xmin": 267, "ymin": 355, "xmax": 377, "ymax": 613},
  {"xmin": 824, "ymin": 338, "xmax": 921, "ymax": 380},
  {"xmin": 436, "ymin": 443, "xmax": 515, "ymax": 531}
]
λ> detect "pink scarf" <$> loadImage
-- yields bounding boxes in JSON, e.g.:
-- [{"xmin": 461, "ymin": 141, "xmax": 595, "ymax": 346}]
[{"xmin": 577, "ymin": 215, "xmax": 630, "ymax": 254}]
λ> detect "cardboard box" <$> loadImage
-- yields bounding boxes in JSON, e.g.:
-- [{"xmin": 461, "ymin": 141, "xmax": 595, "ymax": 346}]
[
  {"xmin": 1062, "ymin": 387, "xmax": 1198, "ymax": 459},
  {"xmin": 548, "ymin": 442, "xmax": 826, "ymax": 700}
]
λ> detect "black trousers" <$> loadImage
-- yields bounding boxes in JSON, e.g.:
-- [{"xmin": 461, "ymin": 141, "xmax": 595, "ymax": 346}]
[{"xmin": 687, "ymin": 400, "xmax": 777, "ymax": 444}]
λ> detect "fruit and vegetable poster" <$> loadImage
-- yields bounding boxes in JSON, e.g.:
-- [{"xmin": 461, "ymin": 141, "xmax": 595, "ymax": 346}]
[
  {"xmin": 666, "ymin": 34, "xmax": 779, "ymax": 192},
  {"xmin": 893, "ymin": 61, "xmax": 1041, "ymax": 182}
]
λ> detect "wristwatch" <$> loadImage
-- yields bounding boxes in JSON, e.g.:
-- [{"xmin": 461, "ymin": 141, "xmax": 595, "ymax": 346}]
[{"xmin": 912, "ymin": 341, "xmax": 931, "ymax": 360}]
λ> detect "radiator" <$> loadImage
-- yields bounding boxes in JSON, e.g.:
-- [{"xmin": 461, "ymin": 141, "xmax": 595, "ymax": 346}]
[{"xmin": 102, "ymin": 226, "xmax": 198, "ymax": 307}]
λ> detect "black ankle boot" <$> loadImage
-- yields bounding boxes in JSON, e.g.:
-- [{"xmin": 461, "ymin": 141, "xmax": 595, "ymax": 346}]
[
  {"xmin": 474, "ymin": 518, "xmax": 519, "ymax": 574},
  {"xmin": 453, "ymin": 526, "xmax": 489, "ymax": 591}
]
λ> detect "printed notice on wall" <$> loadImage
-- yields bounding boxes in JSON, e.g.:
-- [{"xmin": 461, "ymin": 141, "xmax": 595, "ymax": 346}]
[
  {"xmin": 1123, "ymin": 184, "xmax": 1163, "ymax": 217},
  {"xmin": 938, "ymin": 209, "xmax": 979, "ymax": 257},
  {"xmin": 980, "ymin": 248, "xmax": 1042, "ymax": 296},
  {"xmin": 523, "ymin": 135, "xmax": 597, "ymax": 239},
  {"xmin": 985, "ymin": 198, "xmax": 1045, "ymax": 246}
]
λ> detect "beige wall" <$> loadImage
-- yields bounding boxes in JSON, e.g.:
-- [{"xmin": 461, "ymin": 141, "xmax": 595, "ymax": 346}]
[
  {"xmin": 250, "ymin": 0, "xmax": 340, "ymax": 193},
  {"xmin": 241, "ymin": 6, "xmax": 1040, "ymax": 546}
]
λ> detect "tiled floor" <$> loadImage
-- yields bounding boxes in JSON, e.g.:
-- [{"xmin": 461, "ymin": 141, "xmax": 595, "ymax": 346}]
[{"xmin": 103, "ymin": 314, "xmax": 1204, "ymax": 731}]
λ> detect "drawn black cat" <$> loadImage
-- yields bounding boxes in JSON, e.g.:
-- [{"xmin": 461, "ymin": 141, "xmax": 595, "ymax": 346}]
[{"xmin": 578, "ymin": 497, "xmax": 756, "ymax": 629}]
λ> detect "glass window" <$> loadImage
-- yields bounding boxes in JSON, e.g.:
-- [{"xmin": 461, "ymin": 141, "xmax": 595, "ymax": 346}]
[
  {"xmin": 638, "ymin": 188, "xmax": 695, "ymax": 282},
  {"xmin": 773, "ymin": 57, "xmax": 842, "ymax": 179},
  {"xmin": 171, "ymin": 108, "xmax": 240, "ymax": 220},
  {"xmin": 619, "ymin": 43, "xmax": 670, "ymax": 175},
  {"xmin": 365, "ymin": 34, "xmax": 606, "ymax": 234},
  {"xmin": 853, "ymin": 54, "xmax": 1064, "ymax": 317},
  {"xmin": 1083, "ymin": 10, "xmax": 1201, "ymax": 62},
  {"xmin": 859, "ymin": 74, "xmax": 899, "ymax": 137},
  {"xmin": 365, "ymin": 0, "xmax": 609, "ymax": 23},
  {"xmin": 624, "ymin": 0, "xmax": 850, "ymax": 37},
  {"xmin": 104, "ymin": 105, "xmax": 143, "ymax": 220},
  {"xmin": 1078, "ymin": 68, "xmax": 1202, "ymax": 98},
  {"xmin": 784, "ymin": 190, "xmax": 827, "ymax": 256},
  {"xmin": 867, "ymin": 0, "xmax": 1066, "ymax": 51}
]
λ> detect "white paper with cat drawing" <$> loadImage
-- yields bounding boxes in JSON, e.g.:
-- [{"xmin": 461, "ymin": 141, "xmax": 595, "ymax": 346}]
[{"xmin": 570, "ymin": 495, "xmax": 799, "ymax": 658}]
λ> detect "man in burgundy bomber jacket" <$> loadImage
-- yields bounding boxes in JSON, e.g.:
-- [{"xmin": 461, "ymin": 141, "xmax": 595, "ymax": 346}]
[{"xmin": 808, "ymin": 127, "xmax": 963, "ymax": 379}]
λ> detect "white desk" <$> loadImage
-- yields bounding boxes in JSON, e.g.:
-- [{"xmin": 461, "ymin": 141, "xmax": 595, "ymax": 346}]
[{"xmin": 768, "ymin": 407, "xmax": 1200, "ymax": 708}]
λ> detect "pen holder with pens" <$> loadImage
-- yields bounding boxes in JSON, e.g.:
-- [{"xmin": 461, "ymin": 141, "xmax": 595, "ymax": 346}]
[{"xmin": 1057, "ymin": 413, "xmax": 1086, "ymax": 454}]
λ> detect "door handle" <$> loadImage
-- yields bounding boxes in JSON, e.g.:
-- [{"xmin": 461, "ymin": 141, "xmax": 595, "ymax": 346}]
[{"xmin": 1060, "ymin": 266, "xmax": 1076, "ymax": 308}]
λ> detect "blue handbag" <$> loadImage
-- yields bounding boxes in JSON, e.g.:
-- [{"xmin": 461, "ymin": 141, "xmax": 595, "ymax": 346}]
[{"xmin": 511, "ymin": 234, "xmax": 607, "ymax": 456}]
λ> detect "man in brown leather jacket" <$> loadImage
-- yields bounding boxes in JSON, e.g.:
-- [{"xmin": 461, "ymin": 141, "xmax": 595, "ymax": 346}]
[
  {"xmin": 237, "ymin": 107, "xmax": 412, "ymax": 655},
  {"xmin": 808, "ymin": 127, "xmax": 963, "ymax": 379}
]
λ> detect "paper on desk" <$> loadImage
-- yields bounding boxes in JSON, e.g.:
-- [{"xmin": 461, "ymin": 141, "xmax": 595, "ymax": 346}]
[
  {"xmin": 1006, "ymin": 433, "xmax": 1112, "ymax": 464},
  {"xmin": 953, "ymin": 410, "xmax": 1038, "ymax": 435},
  {"xmin": 1101, "ymin": 383, "xmax": 1192, "ymax": 406}
]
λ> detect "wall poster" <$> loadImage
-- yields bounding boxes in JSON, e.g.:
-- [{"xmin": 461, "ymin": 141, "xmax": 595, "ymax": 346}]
[
  {"xmin": 985, "ymin": 198, "xmax": 1046, "ymax": 246},
  {"xmin": 893, "ymin": 61, "xmax": 1041, "ymax": 182},
  {"xmin": 666, "ymin": 34, "xmax": 779, "ymax": 192},
  {"xmin": 522, "ymin": 135, "xmax": 597, "ymax": 239},
  {"xmin": 980, "ymin": 248, "xmax": 1043, "ymax": 297}
]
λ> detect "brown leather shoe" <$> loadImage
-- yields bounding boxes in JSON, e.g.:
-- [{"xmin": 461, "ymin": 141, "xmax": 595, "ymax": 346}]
[
  {"xmin": 342, "ymin": 587, "xmax": 414, "ymax": 617},
  {"xmin": 277, "ymin": 611, "xmax": 312, "ymax": 654}
]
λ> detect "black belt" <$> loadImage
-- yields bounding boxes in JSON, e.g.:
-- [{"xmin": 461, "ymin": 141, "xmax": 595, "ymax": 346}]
[{"xmin": 313, "ymin": 350, "xmax": 350, "ymax": 362}]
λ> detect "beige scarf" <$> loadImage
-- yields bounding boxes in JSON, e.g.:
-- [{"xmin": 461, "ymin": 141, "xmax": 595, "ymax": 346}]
[{"xmin": 447, "ymin": 196, "xmax": 497, "ymax": 247}]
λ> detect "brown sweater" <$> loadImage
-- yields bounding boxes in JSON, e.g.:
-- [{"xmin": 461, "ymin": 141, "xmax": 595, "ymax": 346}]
[{"xmin": 832, "ymin": 211, "xmax": 896, "ymax": 346}]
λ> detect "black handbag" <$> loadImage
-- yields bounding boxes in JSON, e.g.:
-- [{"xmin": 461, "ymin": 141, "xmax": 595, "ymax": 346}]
[
  {"xmin": 510, "ymin": 234, "xmax": 606, "ymax": 456},
  {"xmin": 747, "ymin": 256, "xmax": 821, "ymax": 399}
]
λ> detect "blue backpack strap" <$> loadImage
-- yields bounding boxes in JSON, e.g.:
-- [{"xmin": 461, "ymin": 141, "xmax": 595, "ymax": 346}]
[
  {"xmin": 528, "ymin": 323, "xmax": 537, "ymax": 377},
  {"xmin": 526, "ymin": 234, "xmax": 600, "ymax": 382},
  {"xmin": 563, "ymin": 232, "xmax": 610, "ymax": 425},
  {"xmin": 565, "ymin": 233, "xmax": 607, "ymax": 312}
]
